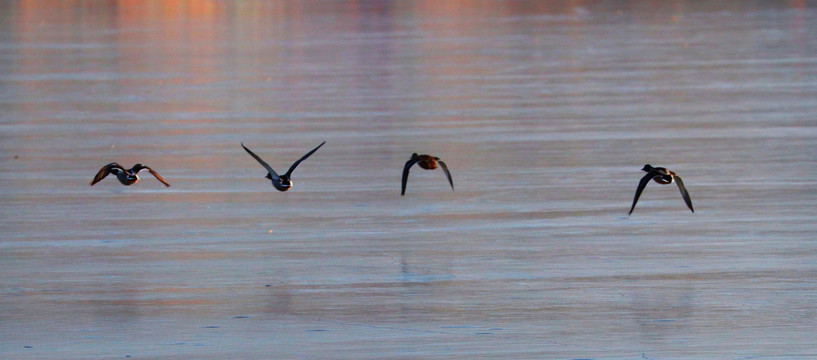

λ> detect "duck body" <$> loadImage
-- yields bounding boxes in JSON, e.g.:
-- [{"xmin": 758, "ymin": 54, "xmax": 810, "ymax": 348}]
[{"xmin": 264, "ymin": 172, "xmax": 291, "ymax": 191}]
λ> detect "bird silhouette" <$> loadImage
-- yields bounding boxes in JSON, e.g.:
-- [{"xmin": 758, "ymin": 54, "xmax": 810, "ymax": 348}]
[
  {"xmin": 629, "ymin": 164, "xmax": 693, "ymax": 215},
  {"xmin": 401, "ymin": 153, "xmax": 454, "ymax": 196},
  {"xmin": 90, "ymin": 163, "xmax": 170, "ymax": 187},
  {"xmin": 241, "ymin": 141, "xmax": 326, "ymax": 192}
]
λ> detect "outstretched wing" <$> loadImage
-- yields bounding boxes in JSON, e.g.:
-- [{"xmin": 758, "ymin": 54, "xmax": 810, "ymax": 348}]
[
  {"xmin": 134, "ymin": 165, "xmax": 170, "ymax": 187},
  {"xmin": 437, "ymin": 160, "xmax": 454, "ymax": 192},
  {"xmin": 401, "ymin": 158, "xmax": 420, "ymax": 196},
  {"xmin": 674, "ymin": 175, "xmax": 694, "ymax": 213},
  {"xmin": 242, "ymin": 143, "xmax": 279, "ymax": 181},
  {"xmin": 628, "ymin": 173, "xmax": 654, "ymax": 215},
  {"xmin": 284, "ymin": 141, "xmax": 326, "ymax": 177},
  {"xmin": 90, "ymin": 163, "xmax": 124, "ymax": 186}
]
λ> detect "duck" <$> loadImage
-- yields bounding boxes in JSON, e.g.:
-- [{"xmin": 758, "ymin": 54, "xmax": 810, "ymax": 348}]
[
  {"xmin": 241, "ymin": 141, "xmax": 326, "ymax": 192},
  {"xmin": 628, "ymin": 164, "xmax": 693, "ymax": 215},
  {"xmin": 90, "ymin": 163, "xmax": 170, "ymax": 187},
  {"xmin": 401, "ymin": 153, "xmax": 454, "ymax": 196}
]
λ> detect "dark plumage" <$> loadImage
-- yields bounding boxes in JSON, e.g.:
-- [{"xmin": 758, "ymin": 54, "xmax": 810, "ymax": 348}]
[
  {"xmin": 90, "ymin": 163, "xmax": 170, "ymax": 187},
  {"xmin": 628, "ymin": 164, "xmax": 693, "ymax": 215},
  {"xmin": 241, "ymin": 141, "xmax": 325, "ymax": 192},
  {"xmin": 401, "ymin": 153, "xmax": 454, "ymax": 196}
]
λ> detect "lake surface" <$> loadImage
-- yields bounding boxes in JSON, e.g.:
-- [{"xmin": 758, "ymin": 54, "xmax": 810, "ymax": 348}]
[{"xmin": 2, "ymin": 1, "xmax": 816, "ymax": 359}]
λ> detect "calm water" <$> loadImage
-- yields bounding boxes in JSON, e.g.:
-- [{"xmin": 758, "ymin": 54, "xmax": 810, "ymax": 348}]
[{"xmin": 2, "ymin": 1, "xmax": 817, "ymax": 359}]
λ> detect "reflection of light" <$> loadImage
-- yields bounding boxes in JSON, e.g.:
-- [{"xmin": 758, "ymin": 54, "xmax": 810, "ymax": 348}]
[{"xmin": 117, "ymin": 0, "xmax": 222, "ymax": 21}]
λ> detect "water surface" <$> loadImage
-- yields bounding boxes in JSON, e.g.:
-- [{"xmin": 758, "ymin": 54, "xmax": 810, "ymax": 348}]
[{"xmin": 1, "ymin": 1, "xmax": 817, "ymax": 359}]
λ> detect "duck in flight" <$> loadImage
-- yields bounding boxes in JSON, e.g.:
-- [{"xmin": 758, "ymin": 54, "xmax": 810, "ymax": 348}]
[
  {"xmin": 401, "ymin": 153, "xmax": 454, "ymax": 196},
  {"xmin": 241, "ymin": 141, "xmax": 326, "ymax": 192},
  {"xmin": 628, "ymin": 164, "xmax": 693, "ymax": 215},
  {"xmin": 90, "ymin": 163, "xmax": 170, "ymax": 187}
]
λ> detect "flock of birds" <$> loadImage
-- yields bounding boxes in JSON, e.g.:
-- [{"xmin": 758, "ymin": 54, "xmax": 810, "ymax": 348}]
[{"xmin": 89, "ymin": 142, "xmax": 694, "ymax": 215}]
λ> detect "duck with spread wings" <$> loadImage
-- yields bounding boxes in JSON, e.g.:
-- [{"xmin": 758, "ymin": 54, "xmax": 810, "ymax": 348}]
[
  {"xmin": 401, "ymin": 153, "xmax": 454, "ymax": 196},
  {"xmin": 241, "ymin": 141, "xmax": 326, "ymax": 192},
  {"xmin": 628, "ymin": 164, "xmax": 693, "ymax": 215},
  {"xmin": 90, "ymin": 163, "xmax": 170, "ymax": 187}
]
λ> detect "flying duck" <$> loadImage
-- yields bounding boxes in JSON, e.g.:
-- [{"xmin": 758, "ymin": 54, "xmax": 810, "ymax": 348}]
[
  {"xmin": 401, "ymin": 153, "xmax": 454, "ymax": 196},
  {"xmin": 90, "ymin": 163, "xmax": 170, "ymax": 187},
  {"xmin": 241, "ymin": 141, "xmax": 326, "ymax": 192},
  {"xmin": 628, "ymin": 164, "xmax": 693, "ymax": 215}
]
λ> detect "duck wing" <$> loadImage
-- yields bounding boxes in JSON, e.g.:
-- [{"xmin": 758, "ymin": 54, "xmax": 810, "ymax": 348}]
[
  {"xmin": 628, "ymin": 172, "xmax": 654, "ymax": 215},
  {"xmin": 242, "ymin": 143, "xmax": 279, "ymax": 181},
  {"xmin": 134, "ymin": 164, "xmax": 171, "ymax": 187},
  {"xmin": 284, "ymin": 141, "xmax": 326, "ymax": 178},
  {"xmin": 90, "ymin": 162, "xmax": 124, "ymax": 186},
  {"xmin": 674, "ymin": 175, "xmax": 694, "ymax": 213},
  {"xmin": 401, "ymin": 158, "xmax": 420, "ymax": 196},
  {"xmin": 437, "ymin": 160, "xmax": 454, "ymax": 192}
]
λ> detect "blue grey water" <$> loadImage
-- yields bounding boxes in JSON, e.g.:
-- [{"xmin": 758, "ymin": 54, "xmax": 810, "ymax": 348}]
[{"xmin": 1, "ymin": 1, "xmax": 816, "ymax": 359}]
